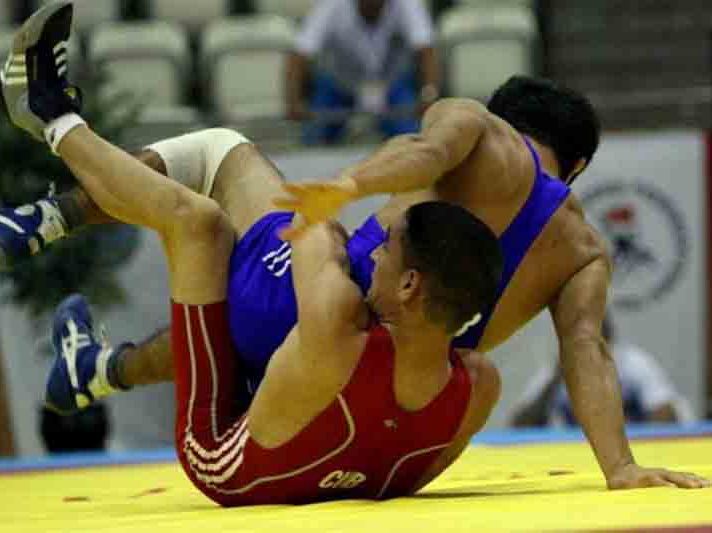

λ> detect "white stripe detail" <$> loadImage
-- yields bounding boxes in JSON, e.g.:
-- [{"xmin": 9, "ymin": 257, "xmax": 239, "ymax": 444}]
[
  {"xmin": 181, "ymin": 303, "xmax": 245, "ymax": 455},
  {"xmin": 53, "ymin": 41, "xmax": 68, "ymax": 55},
  {"xmin": 57, "ymin": 64, "xmax": 67, "ymax": 77},
  {"xmin": 262, "ymin": 242, "xmax": 289, "ymax": 262},
  {"xmin": 190, "ymin": 446, "xmax": 246, "ymax": 485},
  {"xmin": 377, "ymin": 444, "xmax": 451, "ymax": 498},
  {"xmin": 1, "ymin": 78, "xmax": 27, "ymax": 86},
  {"xmin": 6, "ymin": 65, "xmax": 26, "ymax": 74},
  {"xmin": 183, "ymin": 304, "xmax": 198, "ymax": 435},
  {"xmin": 186, "ymin": 428, "xmax": 250, "ymax": 480},
  {"xmin": 55, "ymin": 51, "xmax": 67, "ymax": 65},
  {"xmin": 0, "ymin": 214, "xmax": 26, "ymax": 234},
  {"xmin": 185, "ymin": 417, "xmax": 246, "ymax": 461},
  {"xmin": 180, "ymin": 302, "xmax": 249, "ymax": 466},
  {"xmin": 61, "ymin": 320, "xmax": 93, "ymax": 390},
  {"xmin": 209, "ymin": 394, "xmax": 357, "ymax": 495},
  {"xmin": 198, "ymin": 305, "xmax": 220, "ymax": 441},
  {"xmin": 178, "ymin": 302, "xmax": 356, "ymax": 493},
  {"xmin": 186, "ymin": 421, "xmax": 248, "ymax": 466},
  {"xmin": 178, "ymin": 301, "xmax": 252, "ymax": 484}
]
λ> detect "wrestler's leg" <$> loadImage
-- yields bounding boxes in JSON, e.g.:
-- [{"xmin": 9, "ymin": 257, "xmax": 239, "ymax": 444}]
[
  {"xmin": 66, "ymin": 133, "xmax": 253, "ymax": 491},
  {"xmin": 49, "ymin": 126, "xmax": 247, "ymax": 417},
  {"xmin": 56, "ymin": 128, "xmax": 257, "ymax": 500},
  {"xmin": 0, "ymin": 128, "xmax": 275, "ymax": 265},
  {"xmin": 57, "ymin": 128, "xmax": 287, "ymax": 235},
  {"xmin": 43, "ymin": 129, "xmax": 290, "ymax": 393},
  {"xmin": 86, "ymin": 130, "xmax": 289, "ymax": 390}
]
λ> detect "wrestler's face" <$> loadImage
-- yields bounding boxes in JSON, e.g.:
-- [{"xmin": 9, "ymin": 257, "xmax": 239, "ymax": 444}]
[{"xmin": 366, "ymin": 215, "xmax": 411, "ymax": 319}]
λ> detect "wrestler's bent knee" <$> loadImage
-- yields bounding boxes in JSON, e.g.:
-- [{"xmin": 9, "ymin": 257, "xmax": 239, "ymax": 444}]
[{"xmin": 172, "ymin": 195, "xmax": 233, "ymax": 241}]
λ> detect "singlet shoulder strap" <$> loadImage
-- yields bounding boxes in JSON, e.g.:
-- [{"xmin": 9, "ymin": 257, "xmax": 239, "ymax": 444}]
[{"xmin": 522, "ymin": 136, "xmax": 543, "ymax": 179}]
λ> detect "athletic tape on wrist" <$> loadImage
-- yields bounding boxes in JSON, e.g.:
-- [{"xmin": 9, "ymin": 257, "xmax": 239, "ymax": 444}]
[{"xmin": 44, "ymin": 113, "xmax": 87, "ymax": 155}]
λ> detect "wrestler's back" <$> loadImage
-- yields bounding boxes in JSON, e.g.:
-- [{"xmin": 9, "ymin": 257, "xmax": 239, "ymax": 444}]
[{"xmin": 376, "ymin": 114, "xmax": 606, "ymax": 353}]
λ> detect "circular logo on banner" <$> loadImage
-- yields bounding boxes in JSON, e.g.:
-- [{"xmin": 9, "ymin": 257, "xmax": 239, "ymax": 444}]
[{"xmin": 580, "ymin": 180, "xmax": 689, "ymax": 310}]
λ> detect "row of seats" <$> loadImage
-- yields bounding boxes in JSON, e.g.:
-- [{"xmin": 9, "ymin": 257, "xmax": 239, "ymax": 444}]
[
  {"xmin": 0, "ymin": 4, "xmax": 537, "ymax": 125},
  {"xmin": 1, "ymin": 0, "xmax": 535, "ymax": 29}
]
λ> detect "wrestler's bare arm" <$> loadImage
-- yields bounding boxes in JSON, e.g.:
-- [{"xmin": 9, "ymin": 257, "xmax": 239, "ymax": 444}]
[
  {"xmin": 548, "ymin": 254, "xmax": 633, "ymax": 480},
  {"xmin": 550, "ymin": 253, "xmax": 709, "ymax": 489},
  {"xmin": 341, "ymin": 98, "xmax": 489, "ymax": 196},
  {"xmin": 289, "ymin": 221, "xmax": 367, "ymax": 354},
  {"xmin": 274, "ymin": 99, "xmax": 501, "ymax": 234},
  {"xmin": 247, "ymin": 222, "xmax": 368, "ymax": 442}
]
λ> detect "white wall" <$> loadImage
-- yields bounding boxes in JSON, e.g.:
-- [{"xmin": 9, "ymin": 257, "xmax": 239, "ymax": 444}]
[{"xmin": 1, "ymin": 131, "xmax": 706, "ymax": 456}]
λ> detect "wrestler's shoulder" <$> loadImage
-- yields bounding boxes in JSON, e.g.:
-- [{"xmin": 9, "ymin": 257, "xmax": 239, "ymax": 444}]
[{"xmin": 555, "ymin": 195, "xmax": 611, "ymax": 269}]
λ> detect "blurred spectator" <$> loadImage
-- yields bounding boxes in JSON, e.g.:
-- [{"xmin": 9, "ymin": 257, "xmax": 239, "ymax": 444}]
[
  {"xmin": 510, "ymin": 314, "xmax": 695, "ymax": 427},
  {"xmin": 285, "ymin": 0, "xmax": 440, "ymax": 144}
]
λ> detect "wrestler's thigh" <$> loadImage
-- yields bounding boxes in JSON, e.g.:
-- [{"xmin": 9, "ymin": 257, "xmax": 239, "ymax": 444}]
[
  {"xmin": 211, "ymin": 143, "xmax": 289, "ymax": 238},
  {"xmin": 162, "ymin": 197, "xmax": 236, "ymax": 305}
]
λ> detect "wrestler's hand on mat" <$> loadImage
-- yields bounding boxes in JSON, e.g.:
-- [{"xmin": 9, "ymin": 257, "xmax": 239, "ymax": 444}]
[
  {"xmin": 607, "ymin": 463, "xmax": 711, "ymax": 490},
  {"xmin": 274, "ymin": 178, "xmax": 359, "ymax": 241},
  {"xmin": 1, "ymin": 1, "xmax": 82, "ymax": 144}
]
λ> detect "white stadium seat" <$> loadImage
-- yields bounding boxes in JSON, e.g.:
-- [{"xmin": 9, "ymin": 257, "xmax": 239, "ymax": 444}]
[
  {"xmin": 257, "ymin": 0, "xmax": 316, "ymax": 20},
  {"xmin": 439, "ymin": 5, "xmax": 537, "ymax": 99},
  {"xmin": 201, "ymin": 15, "xmax": 295, "ymax": 120},
  {"xmin": 89, "ymin": 21, "xmax": 191, "ymax": 108},
  {"xmin": 150, "ymin": 0, "xmax": 229, "ymax": 32}
]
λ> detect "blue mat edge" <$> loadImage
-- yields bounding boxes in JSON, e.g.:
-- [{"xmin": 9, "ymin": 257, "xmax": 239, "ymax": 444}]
[{"xmin": 2, "ymin": 422, "xmax": 711, "ymax": 474}]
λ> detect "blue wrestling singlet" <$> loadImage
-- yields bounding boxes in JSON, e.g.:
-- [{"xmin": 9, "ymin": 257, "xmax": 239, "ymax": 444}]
[
  {"xmin": 226, "ymin": 212, "xmax": 298, "ymax": 392},
  {"xmin": 227, "ymin": 139, "xmax": 570, "ymax": 390},
  {"xmin": 346, "ymin": 139, "xmax": 571, "ymax": 349}
]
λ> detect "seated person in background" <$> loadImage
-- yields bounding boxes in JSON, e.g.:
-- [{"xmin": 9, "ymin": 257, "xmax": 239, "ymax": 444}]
[
  {"xmin": 285, "ymin": 0, "xmax": 440, "ymax": 144},
  {"xmin": 510, "ymin": 314, "xmax": 695, "ymax": 427}
]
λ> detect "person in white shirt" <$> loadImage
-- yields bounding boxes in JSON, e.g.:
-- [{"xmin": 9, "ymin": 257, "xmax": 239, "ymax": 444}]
[
  {"xmin": 510, "ymin": 314, "xmax": 695, "ymax": 427},
  {"xmin": 285, "ymin": 0, "xmax": 440, "ymax": 144}
]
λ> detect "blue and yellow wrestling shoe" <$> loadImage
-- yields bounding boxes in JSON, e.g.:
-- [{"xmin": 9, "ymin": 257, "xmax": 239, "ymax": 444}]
[
  {"xmin": 45, "ymin": 294, "xmax": 126, "ymax": 415},
  {"xmin": 0, "ymin": 195, "xmax": 68, "ymax": 271}
]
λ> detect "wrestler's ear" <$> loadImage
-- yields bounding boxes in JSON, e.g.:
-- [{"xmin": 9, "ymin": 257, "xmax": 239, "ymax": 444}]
[{"xmin": 397, "ymin": 269, "xmax": 422, "ymax": 304}]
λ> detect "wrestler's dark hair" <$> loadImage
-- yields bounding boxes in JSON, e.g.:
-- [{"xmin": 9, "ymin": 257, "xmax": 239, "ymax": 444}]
[
  {"xmin": 401, "ymin": 202, "xmax": 503, "ymax": 335},
  {"xmin": 487, "ymin": 75, "xmax": 601, "ymax": 184}
]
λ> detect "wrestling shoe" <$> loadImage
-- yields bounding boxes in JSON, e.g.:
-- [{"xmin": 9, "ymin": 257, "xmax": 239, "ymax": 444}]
[
  {"xmin": 45, "ymin": 294, "xmax": 128, "ymax": 415},
  {"xmin": 0, "ymin": 195, "xmax": 68, "ymax": 271}
]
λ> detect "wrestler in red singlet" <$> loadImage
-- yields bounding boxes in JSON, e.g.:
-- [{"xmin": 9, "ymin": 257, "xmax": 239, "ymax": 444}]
[{"xmin": 172, "ymin": 302, "xmax": 471, "ymax": 506}]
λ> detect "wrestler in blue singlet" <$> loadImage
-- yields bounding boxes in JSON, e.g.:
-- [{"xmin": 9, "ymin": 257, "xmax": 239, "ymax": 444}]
[{"xmin": 227, "ymin": 139, "xmax": 570, "ymax": 392}]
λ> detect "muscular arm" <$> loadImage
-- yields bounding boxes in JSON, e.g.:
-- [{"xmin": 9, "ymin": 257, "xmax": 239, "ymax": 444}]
[
  {"xmin": 341, "ymin": 98, "xmax": 489, "ymax": 196},
  {"xmin": 290, "ymin": 220, "xmax": 366, "ymax": 353},
  {"xmin": 549, "ymin": 255, "xmax": 636, "ymax": 483}
]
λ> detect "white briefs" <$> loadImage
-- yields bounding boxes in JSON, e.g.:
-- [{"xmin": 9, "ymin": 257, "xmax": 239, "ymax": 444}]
[{"xmin": 146, "ymin": 128, "xmax": 251, "ymax": 197}]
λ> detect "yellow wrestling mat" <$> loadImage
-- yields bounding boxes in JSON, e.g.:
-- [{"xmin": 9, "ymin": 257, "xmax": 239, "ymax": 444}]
[{"xmin": 3, "ymin": 433, "xmax": 712, "ymax": 532}]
